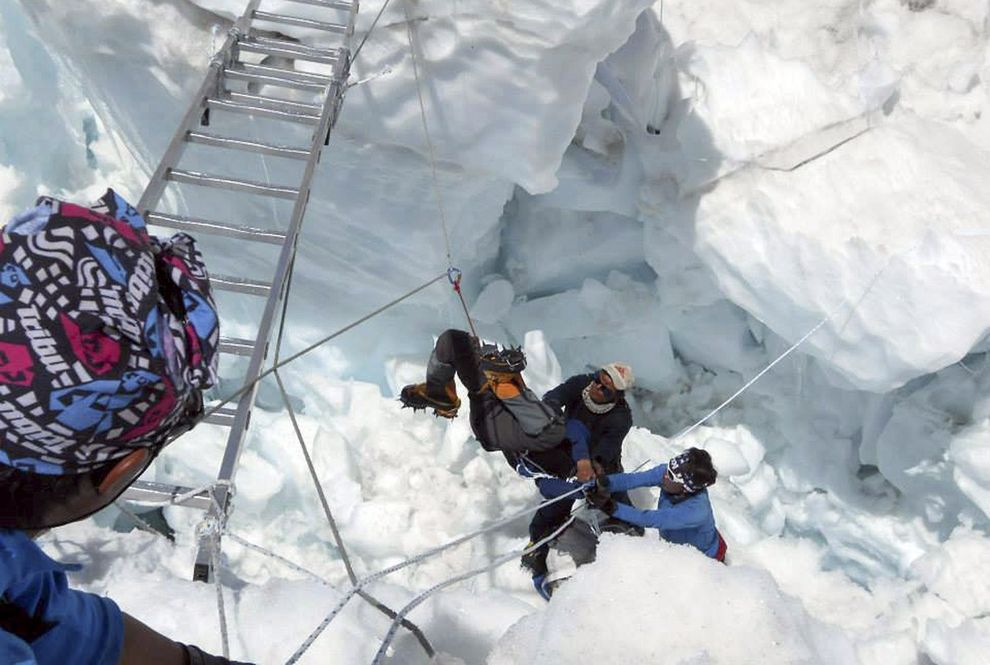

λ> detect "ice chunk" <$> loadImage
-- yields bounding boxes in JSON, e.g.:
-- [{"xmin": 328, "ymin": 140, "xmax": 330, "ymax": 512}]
[
  {"xmin": 701, "ymin": 436, "xmax": 751, "ymax": 476},
  {"xmin": 489, "ymin": 536, "xmax": 859, "ymax": 665},
  {"xmin": 685, "ymin": 119, "xmax": 990, "ymax": 391}
]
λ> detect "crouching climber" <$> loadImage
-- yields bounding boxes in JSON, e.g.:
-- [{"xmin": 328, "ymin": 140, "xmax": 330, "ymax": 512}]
[
  {"xmin": 0, "ymin": 190, "xmax": 250, "ymax": 664},
  {"xmin": 585, "ymin": 447, "xmax": 727, "ymax": 562},
  {"xmin": 534, "ymin": 516, "xmax": 644, "ymax": 600}
]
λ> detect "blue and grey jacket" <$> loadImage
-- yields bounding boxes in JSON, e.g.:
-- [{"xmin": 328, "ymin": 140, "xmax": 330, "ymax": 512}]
[{"xmin": 607, "ymin": 464, "xmax": 721, "ymax": 558}]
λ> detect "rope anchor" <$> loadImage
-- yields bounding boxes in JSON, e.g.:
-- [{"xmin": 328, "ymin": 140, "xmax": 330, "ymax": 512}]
[{"xmin": 447, "ymin": 266, "xmax": 462, "ymax": 289}]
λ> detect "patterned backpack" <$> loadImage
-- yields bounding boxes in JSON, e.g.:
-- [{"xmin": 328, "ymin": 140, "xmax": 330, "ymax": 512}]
[{"xmin": 0, "ymin": 189, "xmax": 219, "ymax": 475}]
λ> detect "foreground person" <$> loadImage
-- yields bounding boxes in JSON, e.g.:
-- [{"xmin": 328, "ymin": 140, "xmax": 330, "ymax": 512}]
[
  {"xmin": 0, "ymin": 191, "xmax": 248, "ymax": 664},
  {"xmin": 586, "ymin": 447, "xmax": 727, "ymax": 562}
]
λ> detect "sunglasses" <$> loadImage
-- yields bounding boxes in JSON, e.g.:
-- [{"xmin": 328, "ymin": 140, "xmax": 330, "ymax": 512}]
[{"xmin": 595, "ymin": 373, "xmax": 617, "ymax": 401}]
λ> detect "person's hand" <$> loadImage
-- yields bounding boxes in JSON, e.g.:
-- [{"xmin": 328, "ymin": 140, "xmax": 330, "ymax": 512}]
[
  {"xmin": 575, "ymin": 458, "xmax": 594, "ymax": 482},
  {"xmin": 183, "ymin": 644, "xmax": 256, "ymax": 665},
  {"xmin": 584, "ymin": 477, "xmax": 616, "ymax": 515}
]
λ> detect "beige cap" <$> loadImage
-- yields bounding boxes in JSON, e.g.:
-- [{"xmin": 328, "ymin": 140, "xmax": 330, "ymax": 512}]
[{"xmin": 602, "ymin": 362, "xmax": 634, "ymax": 390}]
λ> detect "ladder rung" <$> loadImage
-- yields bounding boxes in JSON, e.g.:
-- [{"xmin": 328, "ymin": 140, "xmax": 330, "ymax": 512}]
[
  {"xmin": 145, "ymin": 211, "xmax": 287, "ymax": 245},
  {"xmin": 167, "ymin": 169, "xmax": 300, "ymax": 200},
  {"xmin": 121, "ymin": 481, "xmax": 213, "ymax": 510},
  {"xmin": 252, "ymin": 10, "xmax": 350, "ymax": 34},
  {"xmin": 237, "ymin": 38, "xmax": 341, "ymax": 65},
  {"xmin": 204, "ymin": 406, "xmax": 239, "ymax": 426},
  {"xmin": 231, "ymin": 61, "xmax": 331, "ymax": 85},
  {"xmin": 211, "ymin": 274, "xmax": 273, "ymax": 297},
  {"xmin": 187, "ymin": 131, "xmax": 309, "ymax": 161},
  {"xmin": 219, "ymin": 336, "xmax": 257, "ymax": 356},
  {"xmin": 207, "ymin": 97, "xmax": 320, "ymax": 125},
  {"xmin": 247, "ymin": 34, "xmax": 338, "ymax": 55},
  {"xmin": 225, "ymin": 67, "xmax": 327, "ymax": 93},
  {"xmin": 284, "ymin": 0, "xmax": 353, "ymax": 10},
  {"xmin": 225, "ymin": 90, "xmax": 322, "ymax": 114}
]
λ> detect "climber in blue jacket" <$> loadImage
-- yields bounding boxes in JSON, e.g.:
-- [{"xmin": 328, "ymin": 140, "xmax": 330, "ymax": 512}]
[{"xmin": 585, "ymin": 447, "xmax": 727, "ymax": 561}]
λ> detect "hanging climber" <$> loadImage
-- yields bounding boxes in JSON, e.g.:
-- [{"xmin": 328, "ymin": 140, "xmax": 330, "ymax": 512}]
[
  {"xmin": 584, "ymin": 447, "xmax": 727, "ymax": 562},
  {"xmin": 399, "ymin": 329, "xmax": 568, "ymax": 467},
  {"xmin": 519, "ymin": 363, "xmax": 640, "ymax": 597},
  {"xmin": 0, "ymin": 190, "xmax": 248, "ymax": 664}
]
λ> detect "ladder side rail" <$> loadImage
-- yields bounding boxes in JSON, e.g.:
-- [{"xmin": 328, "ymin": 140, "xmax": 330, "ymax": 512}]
[
  {"xmin": 137, "ymin": 0, "xmax": 265, "ymax": 213},
  {"xmin": 194, "ymin": 49, "xmax": 352, "ymax": 580},
  {"xmin": 345, "ymin": 0, "xmax": 360, "ymax": 50}
]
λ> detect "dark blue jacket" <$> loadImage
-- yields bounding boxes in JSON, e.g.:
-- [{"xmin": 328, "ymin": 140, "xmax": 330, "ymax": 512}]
[
  {"xmin": 607, "ymin": 464, "xmax": 721, "ymax": 558},
  {"xmin": 0, "ymin": 530, "xmax": 122, "ymax": 664},
  {"xmin": 544, "ymin": 374, "xmax": 631, "ymax": 471}
]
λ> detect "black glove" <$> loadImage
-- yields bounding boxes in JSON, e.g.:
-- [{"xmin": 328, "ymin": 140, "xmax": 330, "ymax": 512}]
[
  {"xmin": 584, "ymin": 476, "xmax": 616, "ymax": 515},
  {"xmin": 182, "ymin": 643, "xmax": 256, "ymax": 665}
]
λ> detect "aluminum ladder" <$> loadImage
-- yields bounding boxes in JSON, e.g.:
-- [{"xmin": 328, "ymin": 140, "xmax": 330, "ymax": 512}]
[{"xmin": 121, "ymin": 0, "xmax": 355, "ymax": 581}]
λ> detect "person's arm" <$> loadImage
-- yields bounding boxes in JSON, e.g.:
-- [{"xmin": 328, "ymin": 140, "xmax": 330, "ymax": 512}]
[
  {"xmin": 535, "ymin": 477, "xmax": 581, "ymax": 500},
  {"xmin": 119, "ymin": 614, "xmax": 185, "ymax": 665},
  {"xmin": 566, "ymin": 419, "xmax": 591, "ymax": 462},
  {"xmin": 611, "ymin": 497, "xmax": 708, "ymax": 531},
  {"xmin": 120, "ymin": 613, "xmax": 254, "ymax": 665},
  {"xmin": 542, "ymin": 374, "xmax": 590, "ymax": 412},
  {"xmin": 604, "ymin": 464, "xmax": 666, "ymax": 493}
]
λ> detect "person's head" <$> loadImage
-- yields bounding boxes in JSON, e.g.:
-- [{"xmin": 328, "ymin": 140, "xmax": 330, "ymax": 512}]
[
  {"xmin": 0, "ymin": 190, "xmax": 217, "ymax": 532},
  {"xmin": 661, "ymin": 448, "xmax": 717, "ymax": 495},
  {"xmin": 0, "ymin": 449, "xmax": 152, "ymax": 533},
  {"xmin": 587, "ymin": 362, "xmax": 634, "ymax": 404}
]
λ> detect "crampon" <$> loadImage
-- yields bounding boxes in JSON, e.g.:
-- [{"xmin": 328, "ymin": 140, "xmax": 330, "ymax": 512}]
[{"xmin": 399, "ymin": 383, "xmax": 461, "ymax": 419}]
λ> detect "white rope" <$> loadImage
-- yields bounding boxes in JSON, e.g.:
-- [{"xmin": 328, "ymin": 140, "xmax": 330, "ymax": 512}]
[
  {"xmin": 352, "ymin": 0, "xmax": 396, "ymax": 63},
  {"xmin": 282, "ymin": 484, "xmax": 586, "ymax": 663},
  {"xmin": 198, "ymin": 272, "xmax": 447, "ymax": 424},
  {"xmin": 670, "ymin": 312, "xmax": 834, "ymax": 442},
  {"xmin": 211, "ymin": 536, "xmax": 230, "ymax": 659},
  {"xmin": 225, "ymin": 532, "xmax": 334, "ymax": 586},
  {"xmin": 195, "ymin": 503, "xmax": 230, "ymax": 659},
  {"xmin": 404, "ymin": 0, "xmax": 453, "ymax": 265},
  {"xmin": 371, "ymin": 512, "xmax": 582, "ymax": 664}
]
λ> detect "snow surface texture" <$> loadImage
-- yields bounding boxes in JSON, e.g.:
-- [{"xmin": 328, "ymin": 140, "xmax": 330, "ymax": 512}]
[{"xmin": 3, "ymin": 0, "xmax": 990, "ymax": 662}]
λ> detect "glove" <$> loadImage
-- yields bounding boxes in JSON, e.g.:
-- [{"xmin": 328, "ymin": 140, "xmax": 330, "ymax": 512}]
[
  {"xmin": 584, "ymin": 476, "xmax": 616, "ymax": 515},
  {"xmin": 182, "ymin": 643, "xmax": 256, "ymax": 665}
]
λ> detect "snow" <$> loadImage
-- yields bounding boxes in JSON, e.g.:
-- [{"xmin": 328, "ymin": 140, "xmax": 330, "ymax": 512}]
[
  {"xmin": 490, "ymin": 536, "xmax": 862, "ymax": 665},
  {"xmin": 3, "ymin": 0, "xmax": 990, "ymax": 662}
]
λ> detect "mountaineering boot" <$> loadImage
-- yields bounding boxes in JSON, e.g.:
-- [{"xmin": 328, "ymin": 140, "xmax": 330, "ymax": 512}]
[
  {"xmin": 520, "ymin": 542, "xmax": 549, "ymax": 577},
  {"xmin": 399, "ymin": 381, "xmax": 461, "ymax": 418},
  {"xmin": 531, "ymin": 573, "xmax": 552, "ymax": 602}
]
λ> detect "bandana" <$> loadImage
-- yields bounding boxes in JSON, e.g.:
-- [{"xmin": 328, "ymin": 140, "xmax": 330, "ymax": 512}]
[
  {"xmin": 582, "ymin": 382, "xmax": 614, "ymax": 414},
  {"xmin": 666, "ymin": 451, "xmax": 712, "ymax": 493},
  {"xmin": 0, "ymin": 189, "xmax": 219, "ymax": 475}
]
